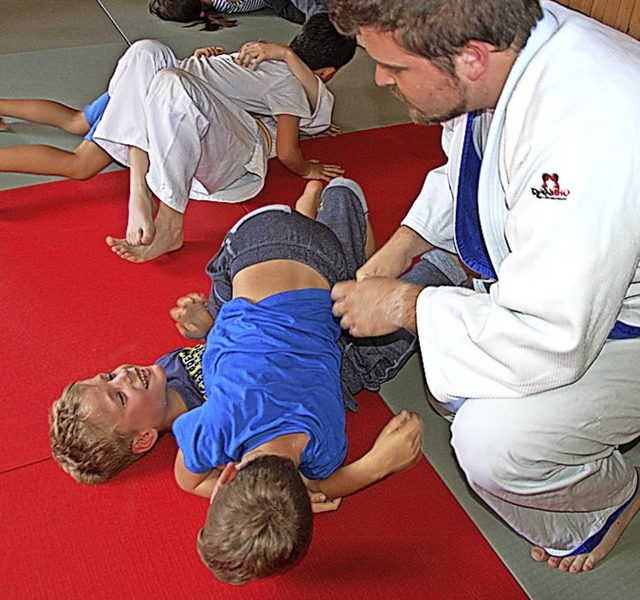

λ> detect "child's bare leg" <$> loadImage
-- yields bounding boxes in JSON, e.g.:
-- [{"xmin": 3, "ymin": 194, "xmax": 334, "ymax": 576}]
[
  {"xmin": 169, "ymin": 293, "xmax": 214, "ymax": 339},
  {"xmin": 294, "ymin": 181, "xmax": 324, "ymax": 218},
  {"xmin": 365, "ymin": 218, "xmax": 377, "ymax": 259},
  {"xmin": 0, "ymin": 140, "xmax": 111, "ymax": 180},
  {"xmin": 106, "ymin": 201, "xmax": 184, "ymax": 263},
  {"xmin": 0, "ymin": 99, "xmax": 89, "ymax": 135},
  {"xmin": 127, "ymin": 146, "xmax": 156, "ymax": 245},
  {"xmin": 531, "ymin": 467, "xmax": 640, "ymax": 573}
]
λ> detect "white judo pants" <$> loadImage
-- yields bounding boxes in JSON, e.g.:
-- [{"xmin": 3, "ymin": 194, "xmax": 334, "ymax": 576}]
[
  {"xmin": 437, "ymin": 336, "xmax": 640, "ymax": 553},
  {"xmin": 93, "ymin": 40, "xmax": 268, "ymax": 213}
]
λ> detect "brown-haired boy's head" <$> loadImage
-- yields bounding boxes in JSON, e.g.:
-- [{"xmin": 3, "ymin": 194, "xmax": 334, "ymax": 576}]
[
  {"xmin": 49, "ymin": 365, "xmax": 171, "ymax": 484},
  {"xmin": 197, "ymin": 455, "xmax": 313, "ymax": 584}
]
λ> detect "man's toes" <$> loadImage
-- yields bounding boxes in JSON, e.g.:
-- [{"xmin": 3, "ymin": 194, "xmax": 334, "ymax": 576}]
[
  {"xmin": 546, "ymin": 555, "xmax": 562, "ymax": 568},
  {"xmin": 530, "ymin": 547, "xmax": 547, "ymax": 562}
]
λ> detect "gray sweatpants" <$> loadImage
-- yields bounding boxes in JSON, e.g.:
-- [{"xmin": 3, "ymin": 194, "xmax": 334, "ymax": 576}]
[{"xmin": 204, "ymin": 178, "xmax": 467, "ymax": 410}]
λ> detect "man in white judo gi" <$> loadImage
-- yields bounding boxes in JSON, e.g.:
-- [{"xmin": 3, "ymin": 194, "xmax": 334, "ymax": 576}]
[{"xmin": 330, "ymin": 0, "xmax": 640, "ymax": 573}]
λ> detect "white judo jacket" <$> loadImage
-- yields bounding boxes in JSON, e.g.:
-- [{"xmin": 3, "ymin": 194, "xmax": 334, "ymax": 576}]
[{"xmin": 406, "ymin": 1, "xmax": 640, "ymax": 402}]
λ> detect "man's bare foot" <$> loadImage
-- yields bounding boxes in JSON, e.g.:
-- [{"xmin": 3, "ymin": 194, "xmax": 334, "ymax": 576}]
[
  {"xmin": 531, "ymin": 467, "xmax": 640, "ymax": 573},
  {"xmin": 0, "ymin": 118, "xmax": 9, "ymax": 132},
  {"xmin": 169, "ymin": 292, "xmax": 214, "ymax": 339},
  {"xmin": 127, "ymin": 190, "xmax": 156, "ymax": 246},
  {"xmin": 295, "ymin": 181, "xmax": 324, "ymax": 218}
]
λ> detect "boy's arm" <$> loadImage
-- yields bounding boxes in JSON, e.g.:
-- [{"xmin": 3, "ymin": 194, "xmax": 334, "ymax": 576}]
[
  {"xmin": 305, "ymin": 410, "xmax": 423, "ymax": 501},
  {"xmin": 174, "ymin": 449, "xmax": 221, "ymax": 499},
  {"xmin": 237, "ymin": 41, "xmax": 319, "ymax": 109},
  {"xmin": 237, "ymin": 41, "xmax": 343, "ymax": 180},
  {"xmin": 276, "ymin": 113, "xmax": 343, "ymax": 180}
]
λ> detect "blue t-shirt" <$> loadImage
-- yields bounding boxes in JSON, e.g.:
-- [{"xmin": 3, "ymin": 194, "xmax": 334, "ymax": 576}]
[{"xmin": 173, "ymin": 289, "xmax": 347, "ymax": 479}]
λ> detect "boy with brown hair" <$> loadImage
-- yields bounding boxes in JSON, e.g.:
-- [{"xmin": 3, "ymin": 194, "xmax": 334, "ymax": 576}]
[{"xmin": 50, "ymin": 178, "xmax": 467, "ymax": 581}]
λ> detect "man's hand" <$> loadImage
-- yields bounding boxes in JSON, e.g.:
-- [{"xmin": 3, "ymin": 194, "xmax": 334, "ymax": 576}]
[
  {"xmin": 237, "ymin": 41, "xmax": 289, "ymax": 70},
  {"xmin": 193, "ymin": 46, "xmax": 226, "ymax": 59},
  {"xmin": 370, "ymin": 410, "xmax": 424, "ymax": 475},
  {"xmin": 331, "ymin": 277, "xmax": 422, "ymax": 337}
]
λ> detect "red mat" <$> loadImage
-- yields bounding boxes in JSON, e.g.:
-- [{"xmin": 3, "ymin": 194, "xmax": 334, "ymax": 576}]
[{"xmin": 0, "ymin": 124, "xmax": 526, "ymax": 599}]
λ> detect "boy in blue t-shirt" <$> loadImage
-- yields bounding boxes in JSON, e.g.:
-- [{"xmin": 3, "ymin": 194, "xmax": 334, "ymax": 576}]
[{"xmin": 50, "ymin": 178, "xmax": 467, "ymax": 583}]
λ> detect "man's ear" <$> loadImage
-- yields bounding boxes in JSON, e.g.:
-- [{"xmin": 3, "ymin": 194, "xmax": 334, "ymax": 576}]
[
  {"xmin": 314, "ymin": 66, "xmax": 338, "ymax": 83},
  {"xmin": 132, "ymin": 429, "xmax": 159, "ymax": 454},
  {"xmin": 455, "ymin": 40, "xmax": 491, "ymax": 82}
]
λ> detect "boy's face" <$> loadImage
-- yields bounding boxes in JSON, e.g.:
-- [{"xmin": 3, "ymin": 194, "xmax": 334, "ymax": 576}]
[{"xmin": 79, "ymin": 364, "xmax": 169, "ymax": 437}]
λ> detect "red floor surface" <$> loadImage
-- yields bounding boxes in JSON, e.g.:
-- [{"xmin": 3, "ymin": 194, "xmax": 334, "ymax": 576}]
[{"xmin": 0, "ymin": 124, "xmax": 527, "ymax": 599}]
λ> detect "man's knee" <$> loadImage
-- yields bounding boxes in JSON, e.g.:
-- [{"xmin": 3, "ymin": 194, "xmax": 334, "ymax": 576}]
[{"xmin": 451, "ymin": 401, "xmax": 535, "ymax": 492}]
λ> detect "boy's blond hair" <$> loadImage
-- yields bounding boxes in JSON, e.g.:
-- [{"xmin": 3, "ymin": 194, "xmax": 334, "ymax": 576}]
[
  {"xmin": 197, "ymin": 455, "xmax": 313, "ymax": 584},
  {"xmin": 49, "ymin": 382, "xmax": 141, "ymax": 484}
]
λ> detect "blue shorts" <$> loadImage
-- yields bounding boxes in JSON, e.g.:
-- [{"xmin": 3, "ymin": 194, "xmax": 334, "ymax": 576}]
[{"xmin": 83, "ymin": 92, "xmax": 110, "ymax": 142}]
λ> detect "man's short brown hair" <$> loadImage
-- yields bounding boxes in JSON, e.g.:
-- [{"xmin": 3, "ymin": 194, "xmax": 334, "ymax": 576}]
[
  {"xmin": 49, "ymin": 382, "xmax": 141, "ymax": 484},
  {"xmin": 197, "ymin": 454, "xmax": 313, "ymax": 584},
  {"xmin": 331, "ymin": 0, "xmax": 543, "ymax": 75}
]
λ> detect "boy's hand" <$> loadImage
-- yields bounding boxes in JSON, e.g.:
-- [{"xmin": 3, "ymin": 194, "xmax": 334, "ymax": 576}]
[
  {"xmin": 309, "ymin": 123, "xmax": 342, "ymax": 138},
  {"xmin": 193, "ymin": 46, "xmax": 226, "ymax": 59},
  {"xmin": 308, "ymin": 491, "xmax": 342, "ymax": 513},
  {"xmin": 370, "ymin": 410, "xmax": 423, "ymax": 476},
  {"xmin": 325, "ymin": 123, "xmax": 342, "ymax": 137},
  {"xmin": 170, "ymin": 292, "xmax": 214, "ymax": 340},
  {"xmin": 304, "ymin": 160, "xmax": 345, "ymax": 182},
  {"xmin": 237, "ymin": 41, "xmax": 289, "ymax": 70}
]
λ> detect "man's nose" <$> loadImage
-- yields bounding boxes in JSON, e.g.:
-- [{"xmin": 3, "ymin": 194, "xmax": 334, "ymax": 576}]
[{"xmin": 374, "ymin": 64, "xmax": 393, "ymax": 87}]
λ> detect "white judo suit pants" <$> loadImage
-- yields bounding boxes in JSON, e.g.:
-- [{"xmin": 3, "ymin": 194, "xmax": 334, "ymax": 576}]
[
  {"xmin": 93, "ymin": 40, "xmax": 266, "ymax": 213},
  {"xmin": 440, "ymin": 336, "xmax": 640, "ymax": 554}
]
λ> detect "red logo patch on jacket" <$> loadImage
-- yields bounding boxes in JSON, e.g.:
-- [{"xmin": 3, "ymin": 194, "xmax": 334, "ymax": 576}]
[{"xmin": 531, "ymin": 173, "xmax": 571, "ymax": 199}]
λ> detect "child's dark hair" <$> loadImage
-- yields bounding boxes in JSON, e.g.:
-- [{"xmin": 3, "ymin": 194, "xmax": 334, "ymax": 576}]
[
  {"xmin": 197, "ymin": 455, "xmax": 312, "ymax": 584},
  {"xmin": 290, "ymin": 12, "xmax": 357, "ymax": 71},
  {"xmin": 149, "ymin": 0, "xmax": 238, "ymax": 31}
]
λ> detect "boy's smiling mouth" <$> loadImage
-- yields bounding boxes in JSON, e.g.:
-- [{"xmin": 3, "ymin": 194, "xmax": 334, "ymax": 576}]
[{"xmin": 136, "ymin": 368, "xmax": 149, "ymax": 389}]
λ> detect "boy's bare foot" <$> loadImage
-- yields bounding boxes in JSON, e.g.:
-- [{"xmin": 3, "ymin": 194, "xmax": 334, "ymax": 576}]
[
  {"xmin": 169, "ymin": 292, "xmax": 214, "ymax": 339},
  {"xmin": 127, "ymin": 191, "xmax": 156, "ymax": 246},
  {"xmin": 107, "ymin": 203, "xmax": 184, "ymax": 263},
  {"xmin": 531, "ymin": 467, "xmax": 640, "ymax": 573},
  {"xmin": 106, "ymin": 226, "xmax": 183, "ymax": 263},
  {"xmin": 295, "ymin": 180, "xmax": 324, "ymax": 218},
  {"xmin": 0, "ymin": 118, "xmax": 9, "ymax": 132}
]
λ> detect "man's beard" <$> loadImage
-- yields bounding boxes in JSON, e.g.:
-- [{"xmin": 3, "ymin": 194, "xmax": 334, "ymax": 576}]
[{"xmin": 390, "ymin": 84, "xmax": 469, "ymax": 126}]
